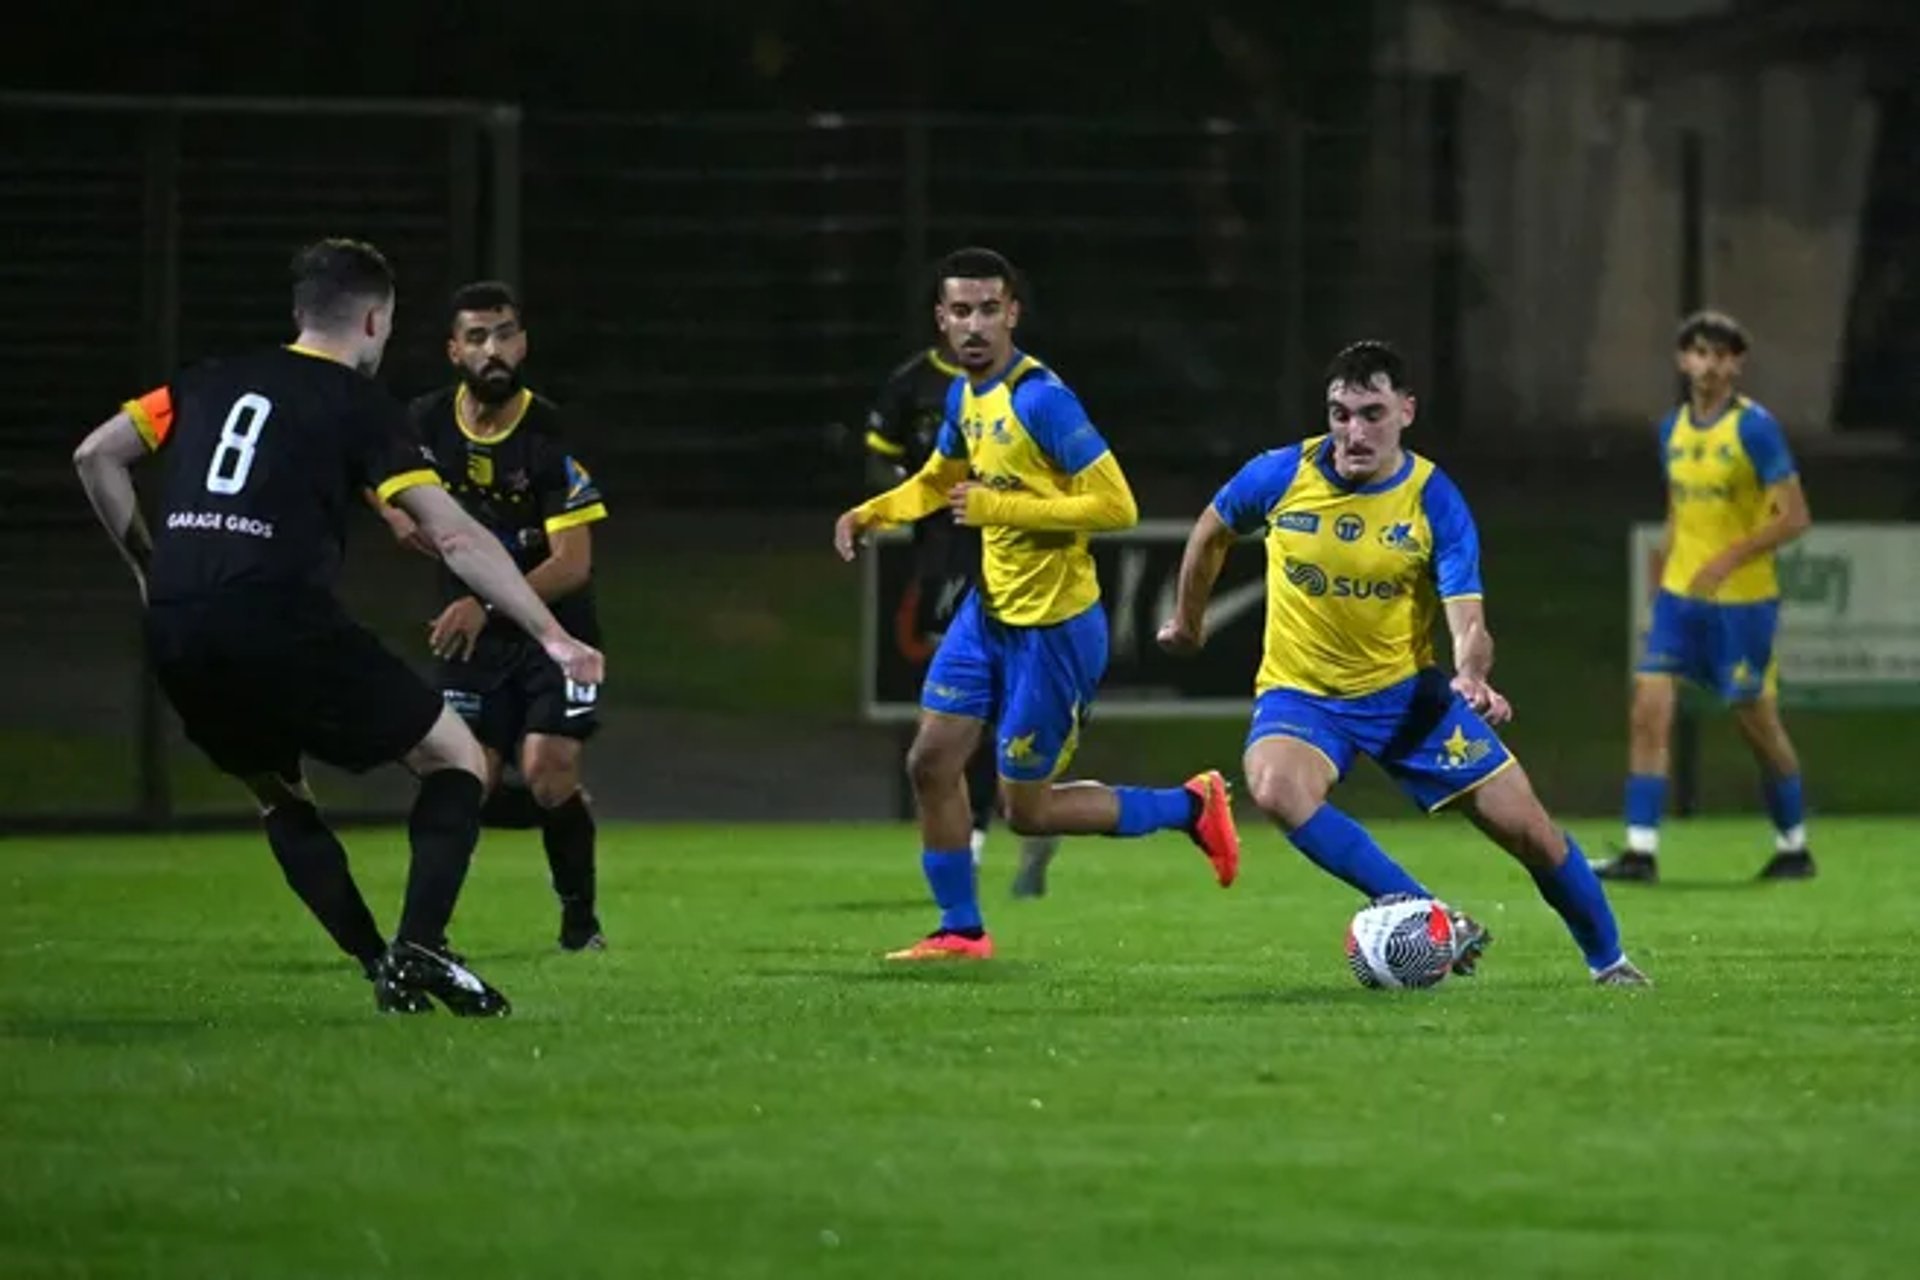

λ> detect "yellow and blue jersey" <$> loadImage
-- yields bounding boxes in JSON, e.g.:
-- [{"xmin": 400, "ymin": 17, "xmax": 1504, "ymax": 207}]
[
  {"xmin": 1658, "ymin": 396, "xmax": 1795, "ymax": 603},
  {"xmin": 1212, "ymin": 436, "xmax": 1482, "ymax": 698},
  {"xmin": 933, "ymin": 351, "xmax": 1111, "ymax": 627}
]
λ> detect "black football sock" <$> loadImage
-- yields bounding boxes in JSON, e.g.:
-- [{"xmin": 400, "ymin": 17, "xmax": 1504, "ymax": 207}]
[
  {"xmin": 965, "ymin": 739, "xmax": 1000, "ymax": 834},
  {"xmin": 480, "ymin": 782, "xmax": 544, "ymax": 830},
  {"xmin": 541, "ymin": 792, "xmax": 597, "ymax": 908},
  {"xmin": 397, "ymin": 769, "xmax": 485, "ymax": 948},
  {"xmin": 261, "ymin": 799, "xmax": 386, "ymax": 967}
]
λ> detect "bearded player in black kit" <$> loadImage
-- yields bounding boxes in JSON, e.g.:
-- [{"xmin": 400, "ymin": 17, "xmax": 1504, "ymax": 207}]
[
  {"xmin": 73, "ymin": 239, "xmax": 604, "ymax": 1016},
  {"xmin": 369, "ymin": 281, "xmax": 608, "ymax": 952}
]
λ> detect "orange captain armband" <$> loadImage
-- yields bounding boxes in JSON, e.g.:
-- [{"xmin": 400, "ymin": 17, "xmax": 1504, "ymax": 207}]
[{"xmin": 122, "ymin": 387, "xmax": 175, "ymax": 450}]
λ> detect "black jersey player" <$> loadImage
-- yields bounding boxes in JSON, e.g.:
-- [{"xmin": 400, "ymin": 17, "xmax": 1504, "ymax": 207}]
[
  {"xmin": 72, "ymin": 239, "xmax": 604, "ymax": 1016},
  {"xmin": 864, "ymin": 338, "xmax": 1062, "ymax": 898},
  {"xmin": 370, "ymin": 281, "xmax": 607, "ymax": 951}
]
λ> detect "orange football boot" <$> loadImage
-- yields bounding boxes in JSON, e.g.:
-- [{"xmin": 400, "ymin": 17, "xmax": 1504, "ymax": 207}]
[
  {"xmin": 1184, "ymin": 769, "xmax": 1240, "ymax": 887},
  {"xmin": 884, "ymin": 931, "xmax": 995, "ymax": 961}
]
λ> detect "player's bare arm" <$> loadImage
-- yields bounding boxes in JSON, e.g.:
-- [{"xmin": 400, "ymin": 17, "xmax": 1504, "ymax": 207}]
[
  {"xmin": 1444, "ymin": 597, "xmax": 1511, "ymax": 725},
  {"xmin": 394, "ymin": 484, "xmax": 603, "ymax": 685},
  {"xmin": 835, "ymin": 453, "xmax": 971, "ymax": 561},
  {"xmin": 948, "ymin": 452, "xmax": 1138, "ymax": 533},
  {"xmin": 73, "ymin": 411, "xmax": 155, "ymax": 599},
  {"xmin": 431, "ymin": 525, "xmax": 592, "ymax": 663},
  {"xmin": 1157, "ymin": 505, "xmax": 1238, "ymax": 656},
  {"xmin": 1687, "ymin": 475, "xmax": 1812, "ymax": 596},
  {"xmin": 363, "ymin": 487, "xmax": 440, "ymax": 559}
]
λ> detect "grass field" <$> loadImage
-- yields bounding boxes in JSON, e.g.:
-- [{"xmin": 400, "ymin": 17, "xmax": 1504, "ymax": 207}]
[{"xmin": 4, "ymin": 817, "xmax": 1916, "ymax": 1278}]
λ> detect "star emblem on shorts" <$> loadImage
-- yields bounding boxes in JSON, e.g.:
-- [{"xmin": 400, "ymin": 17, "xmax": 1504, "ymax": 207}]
[{"xmin": 1441, "ymin": 724, "xmax": 1491, "ymax": 768}]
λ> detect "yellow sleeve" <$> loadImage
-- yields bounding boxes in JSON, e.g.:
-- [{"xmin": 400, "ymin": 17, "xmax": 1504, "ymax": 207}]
[
  {"xmin": 852, "ymin": 452, "xmax": 970, "ymax": 527},
  {"xmin": 963, "ymin": 451, "xmax": 1138, "ymax": 533}
]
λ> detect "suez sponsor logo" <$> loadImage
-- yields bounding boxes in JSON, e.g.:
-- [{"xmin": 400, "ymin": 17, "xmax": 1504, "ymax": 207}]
[
  {"xmin": 1282, "ymin": 557, "xmax": 1405, "ymax": 600},
  {"xmin": 165, "ymin": 510, "xmax": 276, "ymax": 538}
]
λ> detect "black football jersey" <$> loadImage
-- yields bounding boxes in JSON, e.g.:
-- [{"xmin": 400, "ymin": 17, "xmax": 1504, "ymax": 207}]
[
  {"xmin": 408, "ymin": 386, "xmax": 606, "ymax": 645},
  {"xmin": 863, "ymin": 347, "xmax": 978, "ymax": 581},
  {"xmin": 134, "ymin": 345, "xmax": 436, "ymax": 604}
]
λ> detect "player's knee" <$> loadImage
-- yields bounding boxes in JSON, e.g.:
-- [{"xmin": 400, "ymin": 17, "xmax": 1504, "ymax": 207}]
[
  {"xmin": 1001, "ymin": 784, "xmax": 1048, "ymax": 835},
  {"xmin": 525, "ymin": 763, "xmax": 580, "ymax": 809},
  {"xmin": 1629, "ymin": 683, "xmax": 1673, "ymax": 742},
  {"xmin": 406, "ymin": 707, "xmax": 487, "ymax": 782},
  {"xmin": 1247, "ymin": 765, "xmax": 1319, "ymax": 827},
  {"xmin": 905, "ymin": 737, "xmax": 964, "ymax": 794}
]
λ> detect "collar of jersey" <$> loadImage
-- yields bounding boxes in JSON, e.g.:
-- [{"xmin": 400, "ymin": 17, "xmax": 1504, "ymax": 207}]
[
  {"xmin": 284, "ymin": 342, "xmax": 346, "ymax": 365},
  {"xmin": 927, "ymin": 348, "xmax": 963, "ymax": 377},
  {"xmin": 964, "ymin": 348, "xmax": 1029, "ymax": 396},
  {"xmin": 456, "ymin": 386, "xmax": 533, "ymax": 444},
  {"xmin": 1313, "ymin": 437, "xmax": 1415, "ymax": 494},
  {"xmin": 1679, "ymin": 394, "xmax": 1744, "ymax": 431}
]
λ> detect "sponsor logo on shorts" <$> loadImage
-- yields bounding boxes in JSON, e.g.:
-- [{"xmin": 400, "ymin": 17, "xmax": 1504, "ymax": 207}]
[
  {"xmin": 1439, "ymin": 724, "xmax": 1493, "ymax": 770},
  {"xmin": 443, "ymin": 690, "xmax": 483, "ymax": 721}
]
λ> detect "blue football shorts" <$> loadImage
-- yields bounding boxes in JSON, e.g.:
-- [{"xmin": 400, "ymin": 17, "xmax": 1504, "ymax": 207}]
[
  {"xmin": 1637, "ymin": 589, "xmax": 1780, "ymax": 702},
  {"xmin": 921, "ymin": 592, "xmax": 1108, "ymax": 782},
  {"xmin": 1245, "ymin": 667, "xmax": 1514, "ymax": 812}
]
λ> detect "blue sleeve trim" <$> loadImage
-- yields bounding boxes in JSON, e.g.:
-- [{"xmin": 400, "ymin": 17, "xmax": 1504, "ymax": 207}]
[
  {"xmin": 1421, "ymin": 466, "xmax": 1483, "ymax": 599},
  {"xmin": 935, "ymin": 379, "xmax": 967, "ymax": 459},
  {"xmin": 1014, "ymin": 375, "xmax": 1108, "ymax": 474},
  {"xmin": 1210, "ymin": 446, "xmax": 1302, "ymax": 535},
  {"xmin": 1737, "ymin": 403, "xmax": 1795, "ymax": 486},
  {"xmin": 1657, "ymin": 407, "xmax": 1680, "ymax": 455}
]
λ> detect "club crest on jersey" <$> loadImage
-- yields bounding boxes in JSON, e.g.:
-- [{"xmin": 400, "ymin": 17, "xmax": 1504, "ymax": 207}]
[
  {"xmin": 1378, "ymin": 520, "xmax": 1424, "ymax": 555},
  {"xmin": 1334, "ymin": 513, "xmax": 1366, "ymax": 543},
  {"xmin": 563, "ymin": 457, "xmax": 598, "ymax": 502},
  {"xmin": 1275, "ymin": 511, "xmax": 1320, "ymax": 534}
]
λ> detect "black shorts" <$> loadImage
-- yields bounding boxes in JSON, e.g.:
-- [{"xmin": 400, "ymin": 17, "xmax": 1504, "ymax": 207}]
[
  {"xmin": 436, "ymin": 637, "xmax": 600, "ymax": 759},
  {"xmin": 145, "ymin": 591, "xmax": 444, "ymax": 780}
]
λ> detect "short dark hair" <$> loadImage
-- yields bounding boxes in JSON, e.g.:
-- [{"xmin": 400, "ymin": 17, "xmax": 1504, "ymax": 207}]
[
  {"xmin": 449, "ymin": 279, "xmax": 522, "ymax": 330},
  {"xmin": 1676, "ymin": 309, "xmax": 1748, "ymax": 354},
  {"xmin": 290, "ymin": 238, "xmax": 394, "ymax": 329},
  {"xmin": 932, "ymin": 246, "xmax": 1022, "ymax": 304},
  {"xmin": 1324, "ymin": 340, "xmax": 1413, "ymax": 394}
]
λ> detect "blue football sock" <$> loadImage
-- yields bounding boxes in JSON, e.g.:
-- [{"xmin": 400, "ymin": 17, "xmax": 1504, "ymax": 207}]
[
  {"xmin": 1762, "ymin": 773, "xmax": 1805, "ymax": 836},
  {"xmin": 1111, "ymin": 785, "xmax": 1196, "ymax": 837},
  {"xmin": 1529, "ymin": 834, "xmax": 1623, "ymax": 971},
  {"xmin": 1624, "ymin": 773, "xmax": 1667, "ymax": 831},
  {"xmin": 1287, "ymin": 805, "xmax": 1427, "ymax": 899},
  {"xmin": 921, "ymin": 848, "xmax": 982, "ymax": 932}
]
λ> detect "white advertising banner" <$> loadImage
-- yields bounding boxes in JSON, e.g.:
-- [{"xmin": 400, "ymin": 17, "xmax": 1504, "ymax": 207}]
[{"xmin": 1629, "ymin": 522, "xmax": 1920, "ymax": 707}]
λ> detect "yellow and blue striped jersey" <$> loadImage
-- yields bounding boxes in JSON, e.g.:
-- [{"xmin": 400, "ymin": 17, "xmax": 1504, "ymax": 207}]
[
  {"xmin": 1658, "ymin": 396, "xmax": 1795, "ymax": 603},
  {"xmin": 1213, "ymin": 436, "xmax": 1482, "ymax": 698},
  {"xmin": 934, "ymin": 352, "xmax": 1111, "ymax": 627}
]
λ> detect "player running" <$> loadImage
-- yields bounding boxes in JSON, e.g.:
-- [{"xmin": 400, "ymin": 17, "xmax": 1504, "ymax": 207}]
[
  {"xmin": 1596, "ymin": 311, "xmax": 1815, "ymax": 883},
  {"xmin": 369, "ymin": 281, "xmax": 609, "ymax": 950},
  {"xmin": 73, "ymin": 239, "xmax": 604, "ymax": 1016},
  {"xmin": 1159, "ymin": 340, "xmax": 1647, "ymax": 986},
  {"xmin": 863, "ymin": 329, "xmax": 1063, "ymax": 898},
  {"xmin": 835, "ymin": 247, "xmax": 1239, "ymax": 962}
]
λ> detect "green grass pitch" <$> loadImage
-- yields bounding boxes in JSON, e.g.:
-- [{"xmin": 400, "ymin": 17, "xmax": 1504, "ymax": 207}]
[{"xmin": 4, "ymin": 818, "xmax": 1917, "ymax": 1278}]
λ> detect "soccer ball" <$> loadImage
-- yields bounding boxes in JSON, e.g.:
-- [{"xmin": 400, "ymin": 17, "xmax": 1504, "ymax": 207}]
[{"xmin": 1345, "ymin": 894, "xmax": 1458, "ymax": 989}]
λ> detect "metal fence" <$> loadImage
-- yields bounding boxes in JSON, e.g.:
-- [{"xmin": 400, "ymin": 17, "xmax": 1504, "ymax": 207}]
[{"xmin": 1, "ymin": 92, "xmax": 1912, "ymax": 828}]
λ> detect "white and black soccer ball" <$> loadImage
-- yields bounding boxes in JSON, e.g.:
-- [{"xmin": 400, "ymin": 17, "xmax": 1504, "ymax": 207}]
[{"xmin": 1345, "ymin": 894, "xmax": 1458, "ymax": 989}]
